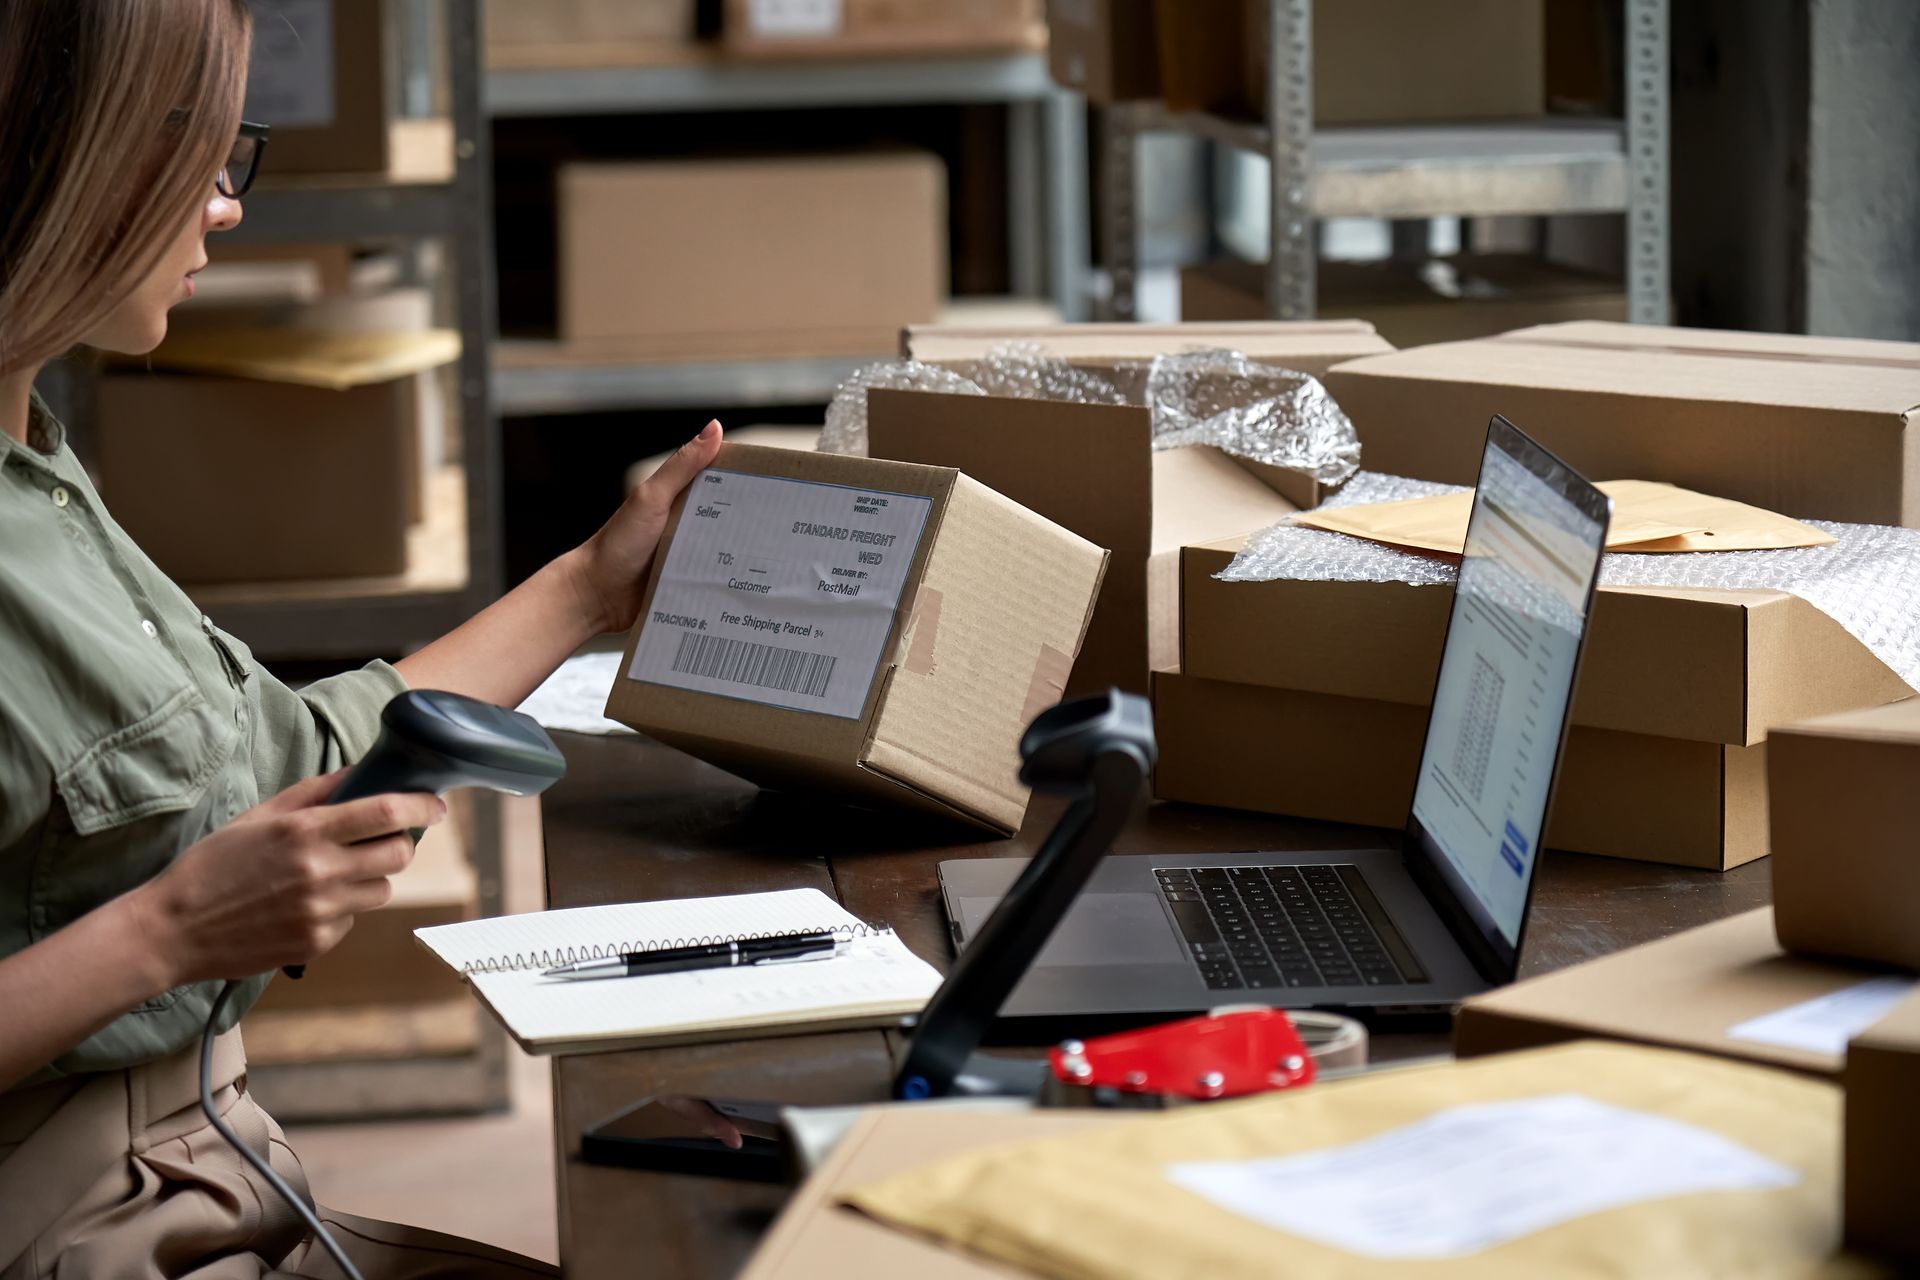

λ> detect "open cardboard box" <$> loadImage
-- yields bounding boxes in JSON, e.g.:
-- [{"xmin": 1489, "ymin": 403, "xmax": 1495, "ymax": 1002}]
[
  {"xmin": 1771, "ymin": 699, "xmax": 1920, "ymax": 969},
  {"xmin": 1845, "ymin": 987, "xmax": 1920, "ymax": 1265},
  {"xmin": 1152, "ymin": 669, "xmax": 1769, "ymax": 870},
  {"xmin": 1180, "ymin": 536, "xmax": 1911, "ymax": 746},
  {"xmin": 868, "ymin": 391, "xmax": 1299, "ymax": 699},
  {"xmin": 604, "ymin": 444, "xmax": 1107, "ymax": 836},
  {"xmin": 1325, "ymin": 321, "xmax": 1920, "ymax": 525}
]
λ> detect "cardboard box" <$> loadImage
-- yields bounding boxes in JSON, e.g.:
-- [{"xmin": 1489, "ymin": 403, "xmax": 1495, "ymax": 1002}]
[
  {"xmin": 867, "ymin": 391, "xmax": 1298, "ymax": 699},
  {"xmin": 1181, "ymin": 256, "xmax": 1629, "ymax": 349},
  {"xmin": 1046, "ymin": 0, "xmax": 1160, "ymax": 103},
  {"xmin": 604, "ymin": 444, "xmax": 1108, "ymax": 835},
  {"xmin": 1772, "ymin": 700, "xmax": 1920, "ymax": 968},
  {"xmin": 1325, "ymin": 322, "xmax": 1920, "ymax": 525},
  {"xmin": 1153, "ymin": 0, "xmax": 1543, "ymax": 125},
  {"xmin": 900, "ymin": 319, "xmax": 1392, "ymax": 383},
  {"xmin": 1180, "ymin": 538, "xmax": 1910, "ymax": 747},
  {"xmin": 486, "ymin": 0, "xmax": 698, "ymax": 68},
  {"xmin": 725, "ymin": 0, "xmax": 1041, "ymax": 59},
  {"xmin": 244, "ymin": 0, "xmax": 401, "ymax": 176},
  {"xmin": 1152, "ymin": 669, "xmax": 1769, "ymax": 870},
  {"xmin": 97, "ymin": 328, "xmax": 457, "ymax": 583},
  {"xmin": 1454, "ymin": 908, "xmax": 1910, "ymax": 1075},
  {"xmin": 1844, "ymin": 989, "xmax": 1920, "ymax": 1264},
  {"xmin": 560, "ymin": 153, "xmax": 946, "ymax": 359}
]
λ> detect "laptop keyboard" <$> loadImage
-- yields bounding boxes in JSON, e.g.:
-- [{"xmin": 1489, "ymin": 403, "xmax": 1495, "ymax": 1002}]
[{"xmin": 1155, "ymin": 864, "xmax": 1429, "ymax": 991}]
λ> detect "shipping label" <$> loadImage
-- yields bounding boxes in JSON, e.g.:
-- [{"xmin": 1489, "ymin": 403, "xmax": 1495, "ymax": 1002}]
[{"xmin": 627, "ymin": 469, "xmax": 932, "ymax": 720}]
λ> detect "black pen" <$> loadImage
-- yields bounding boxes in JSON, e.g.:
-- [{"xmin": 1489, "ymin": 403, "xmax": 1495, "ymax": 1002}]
[{"xmin": 542, "ymin": 931, "xmax": 845, "ymax": 981}]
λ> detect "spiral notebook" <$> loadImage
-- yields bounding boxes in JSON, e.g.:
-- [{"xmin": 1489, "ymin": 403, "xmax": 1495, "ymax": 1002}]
[{"xmin": 414, "ymin": 888, "xmax": 943, "ymax": 1055}]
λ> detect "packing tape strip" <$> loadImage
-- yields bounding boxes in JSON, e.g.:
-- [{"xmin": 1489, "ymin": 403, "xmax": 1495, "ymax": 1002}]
[
  {"xmin": 1020, "ymin": 644, "xmax": 1076, "ymax": 727},
  {"xmin": 901, "ymin": 585, "xmax": 944, "ymax": 676}
]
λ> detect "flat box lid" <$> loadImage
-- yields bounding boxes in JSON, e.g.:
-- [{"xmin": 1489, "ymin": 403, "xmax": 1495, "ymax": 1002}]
[
  {"xmin": 1333, "ymin": 320, "xmax": 1920, "ymax": 416},
  {"xmin": 1774, "ymin": 696, "xmax": 1920, "ymax": 746},
  {"xmin": 900, "ymin": 319, "xmax": 1391, "ymax": 376}
]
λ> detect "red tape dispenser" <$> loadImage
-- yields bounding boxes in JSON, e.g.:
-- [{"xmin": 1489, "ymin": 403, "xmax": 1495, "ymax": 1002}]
[{"xmin": 1043, "ymin": 1007, "xmax": 1352, "ymax": 1110}]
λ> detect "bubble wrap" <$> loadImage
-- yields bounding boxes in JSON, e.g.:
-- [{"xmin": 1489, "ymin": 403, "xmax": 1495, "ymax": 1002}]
[
  {"xmin": 819, "ymin": 343, "xmax": 1361, "ymax": 486},
  {"xmin": 1223, "ymin": 471, "xmax": 1920, "ymax": 693}
]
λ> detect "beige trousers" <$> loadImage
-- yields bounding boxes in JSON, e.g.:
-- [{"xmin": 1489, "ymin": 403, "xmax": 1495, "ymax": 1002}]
[{"xmin": 0, "ymin": 1032, "xmax": 554, "ymax": 1280}]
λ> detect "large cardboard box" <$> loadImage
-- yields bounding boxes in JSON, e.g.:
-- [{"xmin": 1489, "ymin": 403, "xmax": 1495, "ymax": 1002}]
[
  {"xmin": 604, "ymin": 444, "xmax": 1107, "ymax": 835},
  {"xmin": 560, "ymin": 153, "xmax": 946, "ymax": 359},
  {"xmin": 900, "ymin": 319, "xmax": 1392, "ymax": 383},
  {"xmin": 1181, "ymin": 256, "xmax": 1629, "ymax": 349},
  {"xmin": 97, "ymin": 330, "xmax": 459, "ymax": 584},
  {"xmin": 245, "ymin": 0, "xmax": 421, "ymax": 177},
  {"xmin": 485, "ymin": 0, "xmax": 699, "ymax": 67},
  {"xmin": 1180, "ymin": 538, "xmax": 1910, "ymax": 747},
  {"xmin": 1045, "ymin": 0, "xmax": 1160, "ymax": 103},
  {"xmin": 867, "ymin": 392, "xmax": 1298, "ymax": 700},
  {"xmin": 1154, "ymin": 0, "xmax": 1544, "ymax": 125},
  {"xmin": 1325, "ymin": 322, "xmax": 1920, "ymax": 525},
  {"xmin": 1152, "ymin": 669, "xmax": 1769, "ymax": 870},
  {"xmin": 1771, "ymin": 700, "xmax": 1920, "ymax": 969},
  {"xmin": 1454, "ymin": 907, "xmax": 1907, "ymax": 1075},
  {"xmin": 1844, "ymin": 990, "xmax": 1920, "ymax": 1264},
  {"xmin": 724, "ymin": 0, "xmax": 1041, "ymax": 58}
]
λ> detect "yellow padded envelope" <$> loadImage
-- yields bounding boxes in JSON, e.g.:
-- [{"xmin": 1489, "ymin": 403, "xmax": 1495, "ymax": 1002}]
[
  {"xmin": 845, "ymin": 1043, "xmax": 1887, "ymax": 1279},
  {"xmin": 1296, "ymin": 480, "xmax": 1836, "ymax": 556}
]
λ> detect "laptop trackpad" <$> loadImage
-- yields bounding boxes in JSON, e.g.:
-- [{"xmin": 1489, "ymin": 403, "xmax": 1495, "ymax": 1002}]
[{"xmin": 957, "ymin": 893, "xmax": 1187, "ymax": 966}]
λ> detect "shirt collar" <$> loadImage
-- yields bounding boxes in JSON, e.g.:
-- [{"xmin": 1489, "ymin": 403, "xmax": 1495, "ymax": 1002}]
[{"xmin": 25, "ymin": 390, "xmax": 64, "ymax": 455}]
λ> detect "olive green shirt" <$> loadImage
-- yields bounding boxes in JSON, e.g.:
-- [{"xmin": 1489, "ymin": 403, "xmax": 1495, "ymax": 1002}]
[{"xmin": 1, "ymin": 393, "xmax": 407, "ymax": 1088}]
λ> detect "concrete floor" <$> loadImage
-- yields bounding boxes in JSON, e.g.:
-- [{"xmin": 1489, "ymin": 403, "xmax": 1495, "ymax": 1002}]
[{"xmin": 281, "ymin": 797, "xmax": 562, "ymax": 1266}]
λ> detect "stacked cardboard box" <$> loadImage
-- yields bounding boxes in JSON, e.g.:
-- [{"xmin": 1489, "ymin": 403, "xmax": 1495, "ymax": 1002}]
[
  {"xmin": 723, "ymin": 0, "xmax": 1042, "ymax": 59},
  {"xmin": 558, "ymin": 152, "xmax": 946, "ymax": 362},
  {"xmin": 485, "ymin": 0, "xmax": 700, "ymax": 68},
  {"xmin": 873, "ymin": 322, "xmax": 1391, "ymax": 697},
  {"xmin": 1158, "ymin": 536, "xmax": 1909, "ymax": 869}
]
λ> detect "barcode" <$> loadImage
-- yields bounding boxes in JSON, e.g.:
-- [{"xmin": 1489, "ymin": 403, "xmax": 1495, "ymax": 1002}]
[{"xmin": 671, "ymin": 632, "xmax": 837, "ymax": 698}]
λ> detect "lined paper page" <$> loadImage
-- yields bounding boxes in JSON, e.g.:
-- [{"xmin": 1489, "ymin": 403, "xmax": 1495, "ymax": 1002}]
[{"xmin": 414, "ymin": 888, "xmax": 941, "ymax": 1051}]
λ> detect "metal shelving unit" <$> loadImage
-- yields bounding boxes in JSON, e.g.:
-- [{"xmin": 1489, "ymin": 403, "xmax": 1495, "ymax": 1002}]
[
  {"xmin": 1102, "ymin": 0, "xmax": 1670, "ymax": 325},
  {"xmin": 486, "ymin": 51, "xmax": 1090, "ymax": 415}
]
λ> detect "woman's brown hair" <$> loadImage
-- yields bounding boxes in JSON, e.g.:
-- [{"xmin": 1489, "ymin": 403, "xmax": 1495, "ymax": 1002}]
[{"xmin": 0, "ymin": 0, "xmax": 252, "ymax": 376}]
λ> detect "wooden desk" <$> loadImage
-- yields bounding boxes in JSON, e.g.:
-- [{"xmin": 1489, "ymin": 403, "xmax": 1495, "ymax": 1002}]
[{"xmin": 542, "ymin": 732, "xmax": 1771, "ymax": 1279}]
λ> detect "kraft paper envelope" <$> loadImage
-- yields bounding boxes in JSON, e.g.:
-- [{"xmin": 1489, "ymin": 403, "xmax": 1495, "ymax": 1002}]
[
  {"xmin": 1296, "ymin": 480, "xmax": 1835, "ymax": 556},
  {"xmin": 846, "ymin": 1042, "xmax": 1887, "ymax": 1279}
]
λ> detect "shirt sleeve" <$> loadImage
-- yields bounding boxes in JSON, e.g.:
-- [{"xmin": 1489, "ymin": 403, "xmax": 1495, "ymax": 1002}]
[{"xmin": 246, "ymin": 658, "xmax": 410, "ymax": 798}]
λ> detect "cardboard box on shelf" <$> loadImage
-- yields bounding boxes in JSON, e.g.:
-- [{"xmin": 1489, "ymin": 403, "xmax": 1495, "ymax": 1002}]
[
  {"xmin": 559, "ymin": 152, "xmax": 946, "ymax": 360},
  {"xmin": 1454, "ymin": 908, "xmax": 1913, "ymax": 1076},
  {"xmin": 868, "ymin": 390, "xmax": 1298, "ymax": 700},
  {"xmin": 1180, "ymin": 537, "xmax": 1911, "ymax": 747},
  {"xmin": 1844, "ymin": 989, "xmax": 1920, "ymax": 1265},
  {"xmin": 1325, "ymin": 322, "xmax": 1920, "ymax": 525},
  {"xmin": 1152, "ymin": 0, "xmax": 1543, "ymax": 124},
  {"xmin": 1771, "ymin": 699, "xmax": 1920, "ymax": 969},
  {"xmin": 1045, "ymin": 0, "xmax": 1160, "ymax": 103},
  {"xmin": 604, "ymin": 444, "xmax": 1107, "ymax": 835},
  {"xmin": 1152, "ymin": 669, "xmax": 1768, "ymax": 870},
  {"xmin": 724, "ymin": 0, "xmax": 1041, "ymax": 59},
  {"xmin": 97, "ymin": 329, "xmax": 460, "ymax": 584},
  {"xmin": 1181, "ymin": 256, "xmax": 1629, "ymax": 349},
  {"xmin": 485, "ymin": 0, "xmax": 699, "ymax": 68},
  {"xmin": 244, "ymin": 0, "xmax": 440, "ymax": 178}
]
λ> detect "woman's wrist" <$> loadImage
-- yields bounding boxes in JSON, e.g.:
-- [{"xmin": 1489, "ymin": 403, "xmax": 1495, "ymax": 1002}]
[
  {"xmin": 111, "ymin": 882, "xmax": 189, "ymax": 999},
  {"xmin": 550, "ymin": 544, "xmax": 616, "ymax": 639}
]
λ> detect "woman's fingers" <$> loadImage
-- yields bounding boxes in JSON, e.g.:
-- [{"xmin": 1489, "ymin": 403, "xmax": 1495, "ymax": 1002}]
[
  {"xmin": 637, "ymin": 420, "xmax": 724, "ymax": 513},
  {"xmin": 319, "ymin": 792, "xmax": 446, "ymax": 846}
]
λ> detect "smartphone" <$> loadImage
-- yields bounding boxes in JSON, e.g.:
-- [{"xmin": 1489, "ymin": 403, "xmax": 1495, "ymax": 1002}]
[{"xmin": 580, "ymin": 1095, "xmax": 792, "ymax": 1183}]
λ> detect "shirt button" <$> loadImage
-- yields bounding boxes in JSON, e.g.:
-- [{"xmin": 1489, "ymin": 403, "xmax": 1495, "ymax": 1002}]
[
  {"xmin": 140, "ymin": 619, "xmax": 158, "ymax": 638},
  {"xmin": 50, "ymin": 486, "xmax": 69, "ymax": 508}
]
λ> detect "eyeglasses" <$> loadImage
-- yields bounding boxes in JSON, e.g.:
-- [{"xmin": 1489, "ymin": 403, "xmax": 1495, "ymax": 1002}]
[{"xmin": 216, "ymin": 122, "xmax": 270, "ymax": 200}]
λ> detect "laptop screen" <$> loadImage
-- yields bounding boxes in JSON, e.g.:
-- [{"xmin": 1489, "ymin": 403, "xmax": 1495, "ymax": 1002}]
[{"xmin": 1405, "ymin": 417, "xmax": 1610, "ymax": 976}]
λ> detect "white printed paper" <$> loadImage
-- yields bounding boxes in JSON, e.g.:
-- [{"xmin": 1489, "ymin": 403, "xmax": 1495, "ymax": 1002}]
[
  {"xmin": 1726, "ymin": 976, "xmax": 1918, "ymax": 1058},
  {"xmin": 627, "ymin": 469, "xmax": 931, "ymax": 720},
  {"xmin": 517, "ymin": 652, "xmax": 634, "ymax": 736},
  {"xmin": 1165, "ymin": 1094, "xmax": 1797, "ymax": 1260},
  {"xmin": 245, "ymin": 0, "xmax": 336, "ymax": 129},
  {"xmin": 746, "ymin": 0, "xmax": 843, "ymax": 38}
]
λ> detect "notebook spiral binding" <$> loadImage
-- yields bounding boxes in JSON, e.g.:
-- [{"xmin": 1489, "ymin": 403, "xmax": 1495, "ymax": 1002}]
[{"xmin": 460, "ymin": 923, "xmax": 892, "ymax": 975}]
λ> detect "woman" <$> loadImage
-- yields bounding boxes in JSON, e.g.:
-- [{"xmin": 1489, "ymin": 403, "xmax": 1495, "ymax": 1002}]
[{"xmin": 0, "ymin": 2, "xmax": 722, "ymax": 1275}]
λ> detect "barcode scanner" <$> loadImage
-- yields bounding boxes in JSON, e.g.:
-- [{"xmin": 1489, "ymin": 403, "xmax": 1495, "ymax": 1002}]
[{"xmin": 203, "ymin": 689, "xmax": 567, "ymax": 1280}]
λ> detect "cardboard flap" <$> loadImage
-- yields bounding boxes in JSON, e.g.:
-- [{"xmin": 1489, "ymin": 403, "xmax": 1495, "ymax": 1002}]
[
  {"xmin": 1149, "ymin": 447, "xmax": 1299, "ymax": 555},
  {"xmin": 900, "ymin": 320, "xmax": 1391, "ymax": 378},
  {"xmin": 138, "ymin": 327, "xmax": 461, "ymax": 389}
]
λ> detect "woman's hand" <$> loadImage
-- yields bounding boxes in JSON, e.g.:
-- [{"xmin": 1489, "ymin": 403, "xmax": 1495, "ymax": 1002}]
[
  {"xmin": 567, "ymin": 420, "xmax": 724, "ymax": 635},
  {"xmin": 125, "ymin": 771, "xmax": 447, "ymax": 988}
]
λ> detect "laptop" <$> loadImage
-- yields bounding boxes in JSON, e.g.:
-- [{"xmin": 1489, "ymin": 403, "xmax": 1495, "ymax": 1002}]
[{"xmin": 939, "ymin": 416, "xmax": 1613, "ymax": 1026}]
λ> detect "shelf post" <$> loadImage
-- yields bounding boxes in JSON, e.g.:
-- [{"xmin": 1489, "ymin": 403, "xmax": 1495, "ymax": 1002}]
[
  {"xmin": 1098, "ymin": 103, "xmax": 1145, "ymax": 321},
  {"xmin": 1625, "ymin": 0, "xmax": 1670, "ymax": 325},
  {"xmin": 1265, "ymin": 0, "xmax": 1315, "ymax": 319}
]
